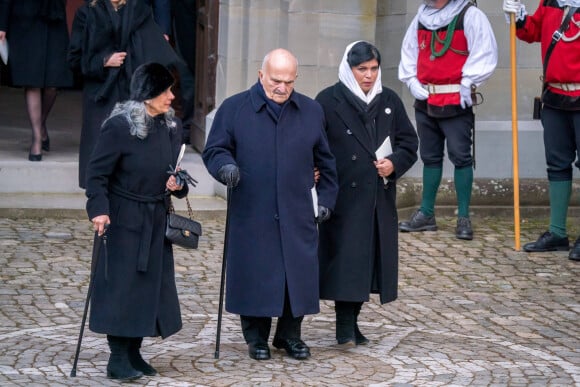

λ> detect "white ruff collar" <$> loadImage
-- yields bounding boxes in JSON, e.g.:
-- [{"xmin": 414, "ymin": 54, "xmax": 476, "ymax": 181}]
[{"xmin": 418, "ymin": 0, "xmax": 470, "ymax": 30}]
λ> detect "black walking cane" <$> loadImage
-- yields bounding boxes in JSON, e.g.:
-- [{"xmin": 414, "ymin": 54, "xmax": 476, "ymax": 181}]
[
  {"xmin": 70, "ymin": 226, "xmax": 108, "ymax": 377},
  {"xmin": 214, "ymin": 186, "xmax": 232, "ymax": 359}
]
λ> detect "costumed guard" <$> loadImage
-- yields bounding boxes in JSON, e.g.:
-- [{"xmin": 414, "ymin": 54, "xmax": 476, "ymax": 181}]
[
  {"xmin": 503, "ymin": 0, "xmax": 580, "ymax": 260},
  {"xmin": 398, "ymin": 0, "xmax": 498, "ymax": 240}
]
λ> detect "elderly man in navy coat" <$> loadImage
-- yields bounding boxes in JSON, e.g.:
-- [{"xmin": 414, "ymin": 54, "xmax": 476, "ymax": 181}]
[{"xmin": 203, "ymin": 48, "xmax": 338, "ymax": 361}]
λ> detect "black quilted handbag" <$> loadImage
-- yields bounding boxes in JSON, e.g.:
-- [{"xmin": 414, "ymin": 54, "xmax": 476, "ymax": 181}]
[{"xmin": 165, "ymin": 197, "xmax": 202, "ymax": 249}]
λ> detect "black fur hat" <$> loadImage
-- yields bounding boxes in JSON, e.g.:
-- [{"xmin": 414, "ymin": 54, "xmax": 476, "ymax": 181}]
[{"xmin": 130, "ymin": 62, "xmax": 174, "ymax": 102}]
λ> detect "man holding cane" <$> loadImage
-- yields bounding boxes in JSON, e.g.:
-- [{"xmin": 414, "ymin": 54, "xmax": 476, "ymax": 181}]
[{"xmin": 203, "ymin": 48, "xmax": 338, "ymax": 360}]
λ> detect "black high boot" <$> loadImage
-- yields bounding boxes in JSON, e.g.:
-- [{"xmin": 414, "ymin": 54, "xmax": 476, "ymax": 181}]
[
  {"xmin": 335, "ymin": 301, "xmax": 355, "ymax": 347},
  {"xmin": 106, "ymin": 335, "xmax": 143, "ymax": 380},
  {"xmin": 128, "ymin": 337, "xmax": 158, "ymax": 376},
  {"xmin": 353, "ymin": 302, "xmax": 369, "ymax": 345}
]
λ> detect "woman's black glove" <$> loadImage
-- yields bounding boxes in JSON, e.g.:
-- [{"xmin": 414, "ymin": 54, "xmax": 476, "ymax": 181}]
[
  {"xmin": 316, "ymin": 205, "xmax": 331, "ymax": 223},
  {"xmin": 218, "ymin": 164, "xmax": 240, "ymax": 188},
  {"xmin": 167, "ymin": 166, "xmax": 198, "ymax": 187}
]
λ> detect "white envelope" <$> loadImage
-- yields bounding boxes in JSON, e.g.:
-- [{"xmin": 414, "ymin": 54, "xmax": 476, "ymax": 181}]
[
  {"xmin": 0, "ymin": 39, "xmax": 8, "ymax": 65},
  {"xmin": 375, "ymin": 136, "xmax": 392, "ymax": 185},
  {"xmin": 311, "ymin": 186, "xmax": 318, "ymax": 217}
]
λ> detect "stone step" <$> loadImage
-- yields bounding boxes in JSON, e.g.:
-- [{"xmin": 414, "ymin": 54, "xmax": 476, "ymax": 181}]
[
  {"xmin": 0, "ymin": 148, "xmax": 217, "ymax": 195},
  {"xmin": 0, "ymin": 86, "xmax": 226, "ymax": 217}
]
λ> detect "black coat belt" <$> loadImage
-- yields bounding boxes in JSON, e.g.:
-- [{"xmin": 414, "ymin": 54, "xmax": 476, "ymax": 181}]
[{"xmin": 109, "ymin": 185, "xmax": 168, "ymax": 272}]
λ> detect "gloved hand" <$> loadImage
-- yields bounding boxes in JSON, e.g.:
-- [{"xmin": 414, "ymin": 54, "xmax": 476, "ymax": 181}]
[
  {"xmin": 459, "ymin": 84, "xmax": 473, "ymax": 109},
  {"xmin": 316, "ymin": 205, "xmax": 331, "ymax": 224},
  {"xmin": 218, "ymin": 164, "xmax": 240, "ymax": 188},
  {"xmin": 503, "ymin": 0, "xmax": 526, "ymax": 23},
  {"xmin": 407, "ymin": 78, "xmax": 429, "ymax": 101}
]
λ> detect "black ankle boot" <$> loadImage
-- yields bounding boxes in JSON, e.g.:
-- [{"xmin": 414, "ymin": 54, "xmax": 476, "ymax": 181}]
[
  {"xmin": 353, "ymin": 302, "xmax": 369, "ymax": 345},
  {"xmin": 335, "ymin": 301, "xmax": 355, "ymax": 346},
  {"xmin": 128, "ymin": 337, "xmax": 157, "ymax": 376},
  {"xmin": 106, "ymin": 335, "xmax": 143, "ymax": 380}
]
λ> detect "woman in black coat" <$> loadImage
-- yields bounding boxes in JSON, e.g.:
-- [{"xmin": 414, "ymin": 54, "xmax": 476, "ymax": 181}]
[
  {"xmin": 86, "ymin": 63, "xmax": 187, "ymax": 381},
  {"xmin": 316, "ymin": 41, "xmax": 418, "ymax": 347},
  {"xmin": 0, "ymin": 0, "xmax": 73, "ymax": 161},
  {"xmin": 68, "ymin": 0, "xmax": 180, "ymax": 188}
]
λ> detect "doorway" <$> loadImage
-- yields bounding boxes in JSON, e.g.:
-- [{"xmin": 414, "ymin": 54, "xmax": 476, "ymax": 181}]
[{"xmin": 66, "ymin": 0, "xmax": 219, "ymax": 152}]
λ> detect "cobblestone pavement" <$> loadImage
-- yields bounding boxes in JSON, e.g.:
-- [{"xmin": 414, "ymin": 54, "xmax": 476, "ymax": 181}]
[{"xmin": 0, "ymin": 215, "xmax": 578, "ymax": 387}]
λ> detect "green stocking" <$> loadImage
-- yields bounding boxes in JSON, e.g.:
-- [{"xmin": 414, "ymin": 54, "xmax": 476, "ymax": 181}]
[
  {"xmin": 549, "ymin": 180, "xmax": 571, "ymax": 238},
  {"xmin": 454, "ymin": 166, "xmax": 473, "ymax": 218},
  {"xmin": 419, "ymin": 166, "xmax": 442, "ymax": 217}
]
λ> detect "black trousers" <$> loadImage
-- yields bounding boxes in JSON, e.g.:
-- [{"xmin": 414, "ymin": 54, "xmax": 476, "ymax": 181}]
[
  {"xmin": 415, "ymin": 108, "xmax": 474, "ymax": 168},
  {"xmin": 541, "ymin": 106, "xmax": 580, "ymax": 181},
  {"xmin": 240, "ymin": 286, "xmax": 303, "ymax": 344}
]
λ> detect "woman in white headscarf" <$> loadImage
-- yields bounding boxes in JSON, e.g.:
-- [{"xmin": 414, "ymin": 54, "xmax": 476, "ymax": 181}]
[{"xmin": 316, "ymin": 41, "xmax": 418, "ymax": 346}]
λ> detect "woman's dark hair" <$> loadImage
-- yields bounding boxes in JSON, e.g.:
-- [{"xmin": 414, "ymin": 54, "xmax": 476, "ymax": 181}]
[{"xmin": 347, "ymin": 41, "xmax": 381, "ymax": 67}]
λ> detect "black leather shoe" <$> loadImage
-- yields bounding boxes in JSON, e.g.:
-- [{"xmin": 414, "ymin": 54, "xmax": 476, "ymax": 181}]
[
  {"xmin": 28, "ymin": 153, "xmax": 42, "ymax": 162},
  {"xmin": 523, "ymin": 231, "xmax": 569, "ymax": 252},
  {"xmin": 399, "ymin": 209, "xmax": 437, "ymax": 232},
  {"xmin": 272, "ymin": 338, "xmax": 310, "ymax": 360},
  {"xmin": 354, "ymin": 324, "xmax": 369, "ymax": 345},
  {"xmin": 456, "ymin": 217, "xmax": 473, "ymax": 240},
  {"xmin": 42, "ymin": 136, "xmax": 50, "ymax": 152},
  {"xmin": 248, "ymin": 342, "xmax": 270, "ymax": 360},
  {"xmin": 569, "ymin": 237, "xmax": 580, "ymax": 261}
]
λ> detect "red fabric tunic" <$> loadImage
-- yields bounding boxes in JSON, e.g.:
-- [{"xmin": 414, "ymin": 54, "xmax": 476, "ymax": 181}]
[
  {"xmin": 517, "ymin": 0, "xmax": 580, "ymax": 102},
  {"xmin": 417, "ymin": 6, "xmax": 470, "ymax": 107}
]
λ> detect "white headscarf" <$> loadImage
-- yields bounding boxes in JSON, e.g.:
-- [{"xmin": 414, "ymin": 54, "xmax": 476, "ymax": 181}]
[
  {"xmin": 557, "ymin": 0, "xmax": 580, "ymax": 6},
  {"xmin": 338, "ymin": 41, "xmax": 383, "ymax": 105}
]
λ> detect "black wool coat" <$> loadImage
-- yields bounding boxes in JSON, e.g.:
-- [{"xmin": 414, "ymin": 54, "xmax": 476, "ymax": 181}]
[
  {"xmin": 85, "ymin": 112, "xmax": 187, "ymax": 338},
  {"xmin": 68, "ymin": 0, "xmax": 181, "ymax": 188},
  {"xmin": 0, "ymin": 0, "xmax": 73, "ymax": 87},
  {"xmin": 316, "ymin": 83, "xmax": 418, "ymax": 304}
]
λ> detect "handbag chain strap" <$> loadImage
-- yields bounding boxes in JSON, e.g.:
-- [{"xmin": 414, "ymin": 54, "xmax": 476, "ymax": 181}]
[
  {"xmin": 168, "ymin": 196, "xmax": 194, "ymax": 219},
  {"xmin": 185, "ymin": 196, "xmax": 194, "ymax": 219}
]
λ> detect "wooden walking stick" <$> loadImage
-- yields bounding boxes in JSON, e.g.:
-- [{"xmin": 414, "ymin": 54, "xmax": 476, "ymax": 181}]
[
  {"xmin": 215, "ymin": 186, "xmax": 232, "ymax": 359},
  {"xmin": 70, "ymin": 227, "xmax": 108, "ymax": 377},
  {"xmin": 510, "ymin": 13, "xmax": 521, "ymax": 251}
]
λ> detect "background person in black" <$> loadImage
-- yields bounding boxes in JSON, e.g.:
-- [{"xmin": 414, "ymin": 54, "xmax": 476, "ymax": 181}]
[
  {"xmin": 145, "ymin": 0, "xmax": 197, "ymax": 145},
  {"xmin": 68, "ymin": 0, "xmax": 180, "ymax": 188},
  {"xmin": 0, "ymin": 0, "xmax": 73, "ymax": 161}
]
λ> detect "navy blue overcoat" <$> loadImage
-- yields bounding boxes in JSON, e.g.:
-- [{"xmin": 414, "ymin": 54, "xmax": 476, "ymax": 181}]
[{"xmin": 203, "ymin": 83, "xmax": 338, "ymax": 318}]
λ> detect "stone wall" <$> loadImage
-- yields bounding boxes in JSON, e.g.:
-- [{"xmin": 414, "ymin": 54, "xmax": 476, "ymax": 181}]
[{"xmin": 211, "ymin": 0, "xmax": 579, "ymax": 207}]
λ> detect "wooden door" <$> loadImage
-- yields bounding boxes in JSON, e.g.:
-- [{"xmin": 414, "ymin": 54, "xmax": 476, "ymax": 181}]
[
  {"xmin": 66, "ymin": 0, "xmax": 84, "ymax": 34},
  {"xmin": 191, "ymin": 0, "xmax": 219, "ymax": 152}
]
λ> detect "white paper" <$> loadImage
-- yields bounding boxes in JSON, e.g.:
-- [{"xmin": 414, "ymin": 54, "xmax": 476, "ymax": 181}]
[
  {"xmin": 175, "ymin": 144, "xmax": 186, "ymax": 169},
  {"xmin": 311, "ymin": 186, "xmax": 318, "ymax": 217},
  {"xmin": 375, "ymin": 136, "xmax": 392, "ymax": 184},
  {"xmin": 0, "ymin": 39, "xmax": 8, "ymax": 65}
]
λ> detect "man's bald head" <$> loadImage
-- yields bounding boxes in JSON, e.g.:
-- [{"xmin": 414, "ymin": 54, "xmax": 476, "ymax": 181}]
[{"xmin": 259, "ymin": 48, "xmax": 299, "ymax": 104}]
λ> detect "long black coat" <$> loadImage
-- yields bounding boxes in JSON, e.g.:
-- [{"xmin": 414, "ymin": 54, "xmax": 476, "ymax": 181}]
[
  {"xmin": 316, "ymin": 83, "xmax": 418, "ymax": 304},
  {"xmin": 68, "ymin": 0, "xmax": 181, "ymax": 188},
  {"xmin": 0, "ymin": 0, "xmax": 73, "ymax": 87},
  {"xmin": 85, "ymin": 112, "xmax": 187, "ymax": 338},
  {"xmin": 203, "ymin": 83, "xmax": 339, "ymax": 318}
]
